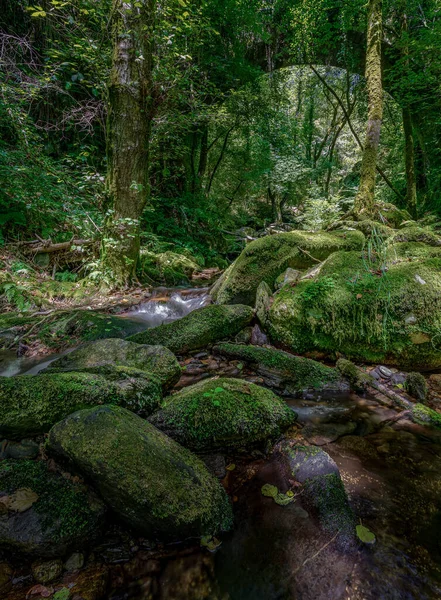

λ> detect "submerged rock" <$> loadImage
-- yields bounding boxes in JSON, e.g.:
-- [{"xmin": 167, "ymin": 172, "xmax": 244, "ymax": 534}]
[
  {"xmin": 149, "ymin": 377, "xmax": 297, "ymax": 452},
  {"xmin": 128, "ymin": 304, "xmax": 254, "ymax": 354},
  {"xmin": 48, "ymin": 405, "xmax": 233, "ymax": 540},
  {"xmin": 268, "ymin": 247, "xmax": 441, "ymax": 370},
  {"xmin": 0, "ymin": 371, "xmax": 161, "ymax": 439},
  {"xmin": 214, "ymin": 343, "xmax": 349, "ymax": 396},
  {"xmin": 279, "ymin": 443, "xmax": 355, "ymax": 547},
  {"xmin": 45, "ymin": 338, "xmax": 181, "ymax": 390},
  {"xmin": 0, "ymin": 459, "xmax": 105, "ymax": 557},
  {"xmin": 212, "ymin": 229, "xmax": 364, "ymax": 305}
]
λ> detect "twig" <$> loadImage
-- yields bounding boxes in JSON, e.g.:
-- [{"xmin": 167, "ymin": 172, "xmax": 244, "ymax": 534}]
[
  {"xmin": 293, "ymin": 531, "xmax": 340, "ymax": 575},
  {"xmin": 297, "ymin": 247, "xmax": 321, "ymax": 263}
]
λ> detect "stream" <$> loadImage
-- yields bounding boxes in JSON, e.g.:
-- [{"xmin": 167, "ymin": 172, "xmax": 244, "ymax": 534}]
[{"xmin": 2, "ymin": 288, "xmax": 441, "ymax": 599}]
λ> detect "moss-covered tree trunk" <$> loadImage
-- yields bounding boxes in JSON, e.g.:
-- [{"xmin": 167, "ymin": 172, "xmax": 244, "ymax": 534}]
[
  {"xmin": 102, "ymin": 0, "xmax": 155, "ymax": 287},
  {"xmin": 354, "ymin": 0, "xmax": 383, "ymax": 215},
  {"xmin": 403, "ymin": 107, "xmax": 417, "ymax": 218}
]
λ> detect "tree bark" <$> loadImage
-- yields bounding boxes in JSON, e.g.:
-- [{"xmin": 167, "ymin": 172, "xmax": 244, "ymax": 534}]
[
  {"xmin": 353, "ymin": 0, "xmax": 383, "ymax": 215},
  {"xmin": 402, "ymin": 107, "xmax": 417, "ymax": 218},
  {"xmin": 102, "ymin": 0, "xmax": 155, "ymax": 287}
]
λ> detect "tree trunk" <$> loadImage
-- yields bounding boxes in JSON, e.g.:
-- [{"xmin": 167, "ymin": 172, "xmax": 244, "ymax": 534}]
[
  {"xmin": 102, "ymin": 0, "xmax": 155, "ymax": 287},
  {"xmin": 353, "ymin": 0, "xmax": 383, "ymax": 215},
  {"xmin": 402, "ymin": 107, "xmax": 417, "ymax": 218}
]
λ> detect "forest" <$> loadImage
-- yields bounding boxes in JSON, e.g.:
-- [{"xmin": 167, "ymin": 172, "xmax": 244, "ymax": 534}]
[{"xmin": 1, "ymin": 1, "xmax": 441, "ymax": 599}]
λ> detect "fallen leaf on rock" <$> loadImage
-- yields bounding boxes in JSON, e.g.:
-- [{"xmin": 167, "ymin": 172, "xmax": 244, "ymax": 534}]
[
  {"xmin": 356, "ymin": 524, "xmax": 376, "ymax": 544},
  {"xmin": 226, "ymin": 463, "xmax": 236, "ymax": 471},
  {"xmin": 200, "ymin": 536, "xmax": 222, "ymax": 552},
  {"xmin": 261, "ymin": 483, "xmax": 278, "ymax": 498},
  {"xmin": 6, "ymin": 488, "xmax": 39, "ymax": 513},
  {"xmin": 27, "ymin": 584, "xmax": 54, "ymax": 598}
]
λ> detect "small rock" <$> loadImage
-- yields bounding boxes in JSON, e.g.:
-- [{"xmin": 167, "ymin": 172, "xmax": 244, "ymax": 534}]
[
  {"xmin": 391, "ymin": 372, "xmax": 406, "ymax": 386},
  {"xmin": 201, "ymin": 454, "xmax": 226, "ymax": 479},
  {"xmin": 32, "ymin": 559, "xmax": 63, "ymax": 584},
  {"xmin": 405, "ymin": 372, "xmax": 428, "ymax": 402},
  {"xmin": 414, "ymin": 274, "xmax": 426, "ymax": 285},
  {"xmin": 64, "ymin": 553, "xmax": 84, "ymax": 572},
  {"xmin": 250, "ymin": 324, "xmax": 268, "ymax": 346},
  {"xmin": 405, "ymin": 314, "xmax": 417, "ymax": 325},
  {"xmin": 378, "ymin": 366, "xmax": 393, "ymax": 379},
  {"xmin": 429, "ymin": 374, "xmax": 441, "ymax": 392}
]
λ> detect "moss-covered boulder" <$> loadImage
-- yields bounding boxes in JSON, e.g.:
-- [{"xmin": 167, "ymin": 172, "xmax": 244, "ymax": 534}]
[
  {"xmin": 45, "ymin": 338, "xmax": 181, "ymax": 390},
  {"xmin": 214, "ymin": 343, "xmax": 348, "ymax": 396},
  {"xmin": 149, "ymin": 377, "xmax": 297, "ymax": 452},
  {"xmin": 0, "ymin": 371, "xmax": 162, "ymax": 438},
  {"xmin": 48, "ymin": 405, "xmax": 233, "ymax": 540},
  {"xmin": 279, "ymin": 443, "xmax": 354, "ymax": 547},
  {"xmin": 390, "ymin": 225, "xmax": 441, "ymax": 247},
  {"xmin": 211, "ymin": 230, "xmax": 364, "ymax": 306},
  {"xmin": 0, "ymin": 460, "xmax": 105, "ymax": 557},
  {"xmin": 128, "ymin": 304, "xmax": 254, "ymax": 354},
  {"xmin": 267, "ymin": 247, "xmax": 441, "ymax": 370}
]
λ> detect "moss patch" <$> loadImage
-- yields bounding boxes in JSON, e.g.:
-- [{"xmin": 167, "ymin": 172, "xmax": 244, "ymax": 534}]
[
  {"xmin": 411, "ymin": 404, "xmax": 441, "ymax": 429},
  {"xmin": 45, "ymin": 338, "xmax": 181, "ymax": 390},
  {"xmin": 128, "ymin": 304, "xmax": 254, "ymax": 354},
  {"xmin": 214, "ymin": 343, "xmax": 346, "ymax": 394},
  {"xmin": 0, "ymin": 371, "xmax": 162, "ymax": 438},
  {"xmin": 0, "ymin": 460, "xmax": 105, "ymax": 557},
  {"xmin": 48, "ymin": 405, "xmax": 233, "ymax": 540},
  {"xmin": 212, "ymin": 229, "xmax": 365, "ymax": 306},
  {"xmin": 268, "ymin": 246, "xmax": 441, "ymax": 369},
  {"xmin": 149, "ymin": 377, "xmax": 297, "ymax": 452}
]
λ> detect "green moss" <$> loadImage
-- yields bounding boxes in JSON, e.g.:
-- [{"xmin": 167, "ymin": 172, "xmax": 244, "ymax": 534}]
[
  {"xmin": 214, "ymin": 343, "xmax": 345, "ymax": 393},
  {"xmin": 268, "ymin": 247, "xmax": 441, "ymax": 369},
  {"xmin": 336, "ymin": 358, "xmax": 371, "ymax": 391},
  {"xmin": 48, "ymin": 405, "xmax": 233, "ymax": 540},
  {"xmin": 0, "ymin": 460, "xmax": 104, "ymax": 551},
  {"xmin": 0, "ymin": 371, "xmax": 162, "ymax": 438},
  {"xmin": 45, "ymin": 338, "xmax": 181, "ymax": 390},
  {"xmin": 138, "ymin": 250, "xmax": 201, "ymax": 285},
  {"xmin": 303, "ymin": 473, "xmax": 355, "ymax": 541},
  {"xmin": 390, "ymin": 225, "xmax": 441, "ymax": 247},
  {"xmin": 212, "ymin": 229, "xmax": 365, "ymax": 305},
  {"xmin": 404, "ymin": 372, "xmax": 428, "ymax": 402},
  {"xmin": 128, "ymin": 304, "xmax": 254, "ymax": 354},
  {"xmin": 149, "ymin": 377, "xmax": 297, "ymax": 452},
  {"xmin": 412, "ymin": 404, "xmax": 441, "ymax": 429}
]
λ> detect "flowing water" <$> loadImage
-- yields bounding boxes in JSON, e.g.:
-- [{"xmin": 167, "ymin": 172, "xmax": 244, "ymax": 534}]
[
  {"xmin": 0, "ymin": 288, "xmax": 210, "ymax": 377},
  {"xmin": 123, "ymin": 288, "xmax": 210, "ymax": 328}
]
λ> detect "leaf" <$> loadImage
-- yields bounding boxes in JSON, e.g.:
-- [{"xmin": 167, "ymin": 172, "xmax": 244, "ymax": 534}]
[
  {"xmin": 274, "ymin": 493, "xmax": 294, "ymax": 506},
  {"xmin": 53, "ymin": 588, "xmax": 71, "ymax": 600},
  {"xmin": 356, "ymin": 524, "xmax": 376, "ymax": 544},
  {"xmin": 27, "ymin": 585, "xmax": 54, "ymax": 598},
  {"xmin": 261, "ymin": 483, "xmax": 278, "ymax": 498},
  {"xmin": 2, "ymin": 488, "xmax": 39, "ymax": 513},
  {"xmin": 200, "ymin": 536, "xmax": 222, "ymax": 552},
  {"xmin": 214, "ymin": 387, "xmax": 225, "ymax": 393},
  {"xmin": 356, "ymin": 293, "xmax": 363, "ymax": 299},
  {"xmin": 226, "ymin": 463, "xmax": 236, "ymax": 471}
]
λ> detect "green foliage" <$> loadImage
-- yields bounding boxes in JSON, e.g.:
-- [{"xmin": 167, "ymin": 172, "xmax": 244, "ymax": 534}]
[{"xmin": 300, "ymin": 276, "xmax": 336, "ymax": 304}]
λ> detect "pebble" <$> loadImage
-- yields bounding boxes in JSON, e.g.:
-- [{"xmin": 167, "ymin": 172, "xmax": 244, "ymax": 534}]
[{"xmin": 32, "ymin": 559, "xmax": 63, "ymax": 584}]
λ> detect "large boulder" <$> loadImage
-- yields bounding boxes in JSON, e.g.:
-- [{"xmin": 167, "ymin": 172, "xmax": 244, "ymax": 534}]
[
  {"xmin": 211, "ymin": 230, "xmax": 364, "ymax": 306},
  {"xmin": 149, "ymin": 377, "xmax": 297, "ymax": 452},
  {"xmin": 45, "ymin": 338, "xmax": 181, "ymax": 390},
  {"xmin": 128, "ymin": 304, "xmax": 254, "ymax": 354},
  {"xmin": 0, "ymin": 371, "xmax": 161, "ymax": 439},
  {"xmin": 213, "ymin": 343, "xmax": 349, "ymax": 396},
  {"xmin": 0, "ymin": 459, "xmax": 105, "ymax": 557},
  {"xmin": 48, "ymin": 405, "xmax": 233, "ymax": 540},
  {"xmin": 267, "ymin": 247, "xmax": 441, "ymax": 370}
]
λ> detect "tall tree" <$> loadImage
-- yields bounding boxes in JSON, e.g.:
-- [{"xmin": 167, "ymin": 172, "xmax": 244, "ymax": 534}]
[
  {"xmin": 102, "ymin": 0, "xmax": 155, "ymax": 287},
  {"xmin": 353, "ymin": 0, "xmax": 383, "ymax": 215}
]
